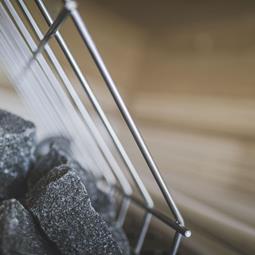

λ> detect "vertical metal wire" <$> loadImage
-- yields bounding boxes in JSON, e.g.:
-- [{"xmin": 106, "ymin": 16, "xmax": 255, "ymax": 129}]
[
  {"xmin": 170, "ymin": 233, "xmax": 182, "ymax": 255},
  {"xmin": 134, "ymin": 212, "xmax": 152, "ymax": 255},
  {"xmin": 116, "ymin": 196, "xmax": 130, "ymax": 227}
]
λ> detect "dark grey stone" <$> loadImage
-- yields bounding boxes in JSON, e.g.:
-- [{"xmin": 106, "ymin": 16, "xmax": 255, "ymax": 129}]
[
  {"xmin": 68, "ymin": 160, "xmax": 98, "ymax": 203},
  {"xmin": 110, "ymin": 225, "xmax": 130, "ymax": 255},
  {"xmin": 94, "ymin": 188, "xmax": 117, "ymax": 223},
  {"xmin": 35, "ymin": 136, "xmax": 71, "ymax": 159},
  {"xmin": 69, "ymin": 160, "xmax": 116, "ymax": 223},
  {"xmin": 27, "ymin": 146, "xmax": 69, "ymax": 190},
  {"xmin": 26, "ymin": 165, "xmax": 123, "ymax": 255},
  {"xmin": 28, "ymin": 152, "xmax": 117, "ymax": 222},
  {"xmin": 0, "ymin": 110, "xmax": 36, "ymax": 200},
  {"xmin": 0, "ymin": 199, "xmax": 59, "ymax": 255}
]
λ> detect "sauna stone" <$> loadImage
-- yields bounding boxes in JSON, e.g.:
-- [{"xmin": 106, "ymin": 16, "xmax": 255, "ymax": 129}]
[
  {"xmin": 29, "ymin": 153, "xmax": 117, "ymax": 223},
  {"xmin": 26, "ymin": 165, "xmax": 122, "ymax": 255},
  {"xmin": 94, "ymin": 187, "xmax": 116, "ymax": 223},
  {"xmin": 35, "ymin": 136, "xmax": 71, "ymax": 159},
  {"xmin": 110, "ymin": 225, "xmax": 130, "ymax": 255},
  {"xmin": 69, "ymin": 160, "xmax": 116, "ymax": 223},
  {"xmin": 68, "ymin": 160, "xmax": 98, "ymax": 203},
  {"xmin": 0, "ymin": 110, "xmax": 36, "ymax": 200},
  {"xmin": 0, "ymin": 199, "xmax": 59, "ymax": 255},
  {"xmin": 27, "ymin": 146, "xmax": 69, "ymax": 190}
]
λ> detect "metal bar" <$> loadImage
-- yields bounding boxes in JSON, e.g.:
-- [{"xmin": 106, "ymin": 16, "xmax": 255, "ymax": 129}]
[
  {"xmin": 116, "ymin": 196, "xmax": 130, "ymax": 227},
  {"xmin": 69, "ymin": 1, "xmax": 184, "ymax": 225},
  {"xmin": 32, "ymin": 0, "xmax": 76, "ymax": 58},
  {"xmin": 100, "ymin": 184, "xmax": 191, "ymax": 237},
  {"xmin": 125, "ymin": 192, "xmax": 190, "ymax": 237},
  {"xmin": 134, "ymin": 212, "xmax": 152, "ymax": 254},
  {"xmin": 36, "ymin": 0, "xmax": 153, "ymax": 208},
  {"xmin": 170, "ymin": 233, "xmax": 182, "ymax": 255}
]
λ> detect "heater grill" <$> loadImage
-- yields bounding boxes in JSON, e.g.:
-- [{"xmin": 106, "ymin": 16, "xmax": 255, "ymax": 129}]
[{"xmin": 0, "ymin": 0, "xmax": 191, "ymax": 254}]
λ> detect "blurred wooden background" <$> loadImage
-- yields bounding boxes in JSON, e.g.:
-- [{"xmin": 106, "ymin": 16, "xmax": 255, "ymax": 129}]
[{"xmin": 0, "ymin": 0, "xmax": 255, "ymax": 254}]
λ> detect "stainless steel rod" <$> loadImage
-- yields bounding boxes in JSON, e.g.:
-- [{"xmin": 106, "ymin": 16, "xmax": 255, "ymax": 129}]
[
  {"xmin": 69, "ymin": 2, "xmax": 184, "ymax": 225},
  {"xmin": 170, "ymin": 233, "xmax": 182, "ymax": 255}
]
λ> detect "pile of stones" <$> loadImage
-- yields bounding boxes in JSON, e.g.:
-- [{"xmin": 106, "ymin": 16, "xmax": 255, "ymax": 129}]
[{"xmin": 0, "ymin": 109, "xmax": 130, "ymax": 255}]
